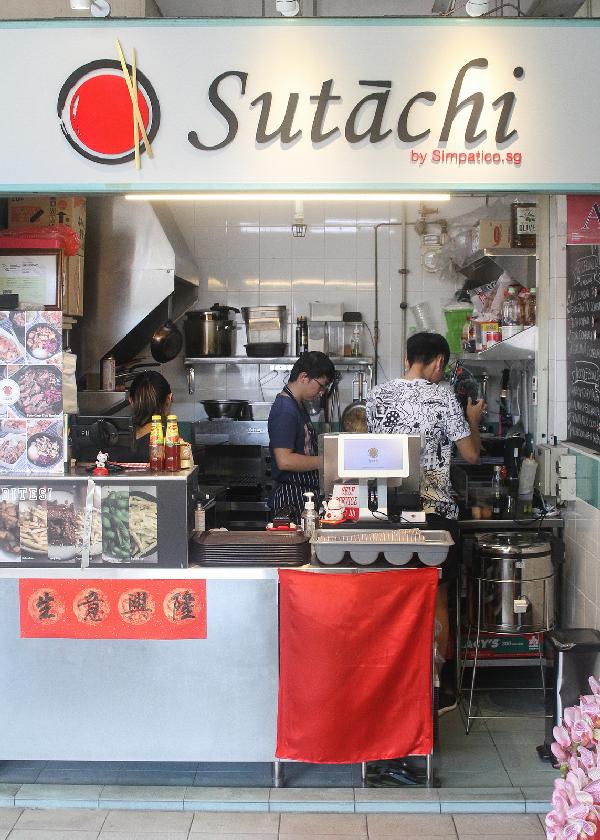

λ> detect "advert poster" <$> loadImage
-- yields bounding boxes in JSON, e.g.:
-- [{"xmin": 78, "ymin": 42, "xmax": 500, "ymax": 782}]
[
  {"xmin": 567, "ymin": 196, "xmax": 600, "ymax": 245},
  {"xmin": 0, "ymin": 309, "xmax": 63, "ymax": 476},
  {"xmin": 0, "ymin": 482, "xmax": 159, "ymax": 566},
  {"xmin": 19, "ymin": 578, "xmax": 207, "ymax": 639}
]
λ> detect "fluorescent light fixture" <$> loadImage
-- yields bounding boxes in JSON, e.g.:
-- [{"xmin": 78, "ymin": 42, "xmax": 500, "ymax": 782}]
[
  {"xmin": 125, "ymin": 193, "xmax": 451, "ymax": 202},
  {"xmin": 70, "ymin": 0, "xmax": 91, "ymax": 8}
]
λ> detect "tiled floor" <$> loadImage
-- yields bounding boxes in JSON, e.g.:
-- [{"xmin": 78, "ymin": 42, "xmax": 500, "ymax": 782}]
[{"xmin": 0, "ymin": 807, "xmax": 550, "ymax": 839}]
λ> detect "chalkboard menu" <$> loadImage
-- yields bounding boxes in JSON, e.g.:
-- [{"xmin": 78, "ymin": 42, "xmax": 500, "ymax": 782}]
[{"xmin": 567, "ymin": 244, "xmax": 600, "ymax": 452}]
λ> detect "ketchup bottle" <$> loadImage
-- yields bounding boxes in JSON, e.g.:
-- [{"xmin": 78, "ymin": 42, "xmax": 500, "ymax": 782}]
[
  {"xmin": 164, "ymin": 414, "xmax": 181, "ymax": 471},
  {"xmin": 149, "ymin": 414, "xmax": 164, "ymax": 471}
]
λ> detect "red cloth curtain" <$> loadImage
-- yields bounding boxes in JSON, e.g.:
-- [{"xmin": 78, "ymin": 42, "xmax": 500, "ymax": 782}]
[{"xmin": 276, "ymin": 568, "xmax": 438, "ymax": 764}]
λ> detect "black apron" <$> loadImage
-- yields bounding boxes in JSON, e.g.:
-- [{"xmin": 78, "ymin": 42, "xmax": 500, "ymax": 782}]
[{"xmin": 269, "ymin": 385, "xmax": 320, "ymax": 523}]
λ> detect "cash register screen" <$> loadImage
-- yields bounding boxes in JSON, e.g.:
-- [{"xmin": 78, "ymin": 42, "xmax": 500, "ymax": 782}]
[{"xmin": 337, "ymin": 434, "xmax": 410, "ymax": 478}]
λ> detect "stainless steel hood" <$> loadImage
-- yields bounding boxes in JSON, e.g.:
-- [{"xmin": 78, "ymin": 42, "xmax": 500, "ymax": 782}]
[{"xmin": 81, "ymin": 196, "xmax": 200, "ymax": 377}]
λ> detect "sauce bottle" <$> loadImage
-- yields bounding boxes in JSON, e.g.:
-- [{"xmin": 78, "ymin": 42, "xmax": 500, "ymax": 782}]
[
  {"xmin": 149, "ymin": 414, "xmax": 164, "ymax": 471},
  {"xmin": 510, "ymin": 201, "xmax": 536, "ymax": 249},
  {"xmin": 164, "ymin": 414, "xmax": 181, "ymax": 471}
]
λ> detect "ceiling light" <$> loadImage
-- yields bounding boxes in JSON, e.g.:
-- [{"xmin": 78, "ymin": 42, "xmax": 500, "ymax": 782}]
[
  {"xmin": 70, "ymin": 0, "xmax": 91, "ymax": 8},
  {"xmin": 292, "ymin": 200, "xmax": 307, "ymax": 237},
  {"xmin": 90, "ymin": 0, "xmax": 111, "ymax": 16},
  {"xmin": 125, "ymin": 193, "xmax": 451, "ymax": 202},
  {"xmin": 466, "ymin": 0, "xmax": 490, "ymax": 15},
  {"xmin": 276, "ymin": 0, "xmax": 301, "ymax": 16}
]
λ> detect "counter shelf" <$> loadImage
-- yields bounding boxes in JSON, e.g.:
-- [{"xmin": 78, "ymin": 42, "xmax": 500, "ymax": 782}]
[{"xmin": 0, "ymin": 467, "xmax": 197, "ymax": 568}]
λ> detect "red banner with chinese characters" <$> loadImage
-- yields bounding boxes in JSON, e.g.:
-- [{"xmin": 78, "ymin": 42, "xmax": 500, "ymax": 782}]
[
  {"xmin": 567, "ymin": 195, "xmax": 600, "ymax": 244},
  {"xmin": 276, "ymin": 568, "xmax": 437, "ymax": 764},
  {"xmin": 19, "ymin": 579, "xmax": 207, "ymax": 639}
]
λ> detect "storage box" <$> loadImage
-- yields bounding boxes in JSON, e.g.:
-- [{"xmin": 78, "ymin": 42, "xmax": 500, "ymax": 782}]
[
  {"xmin": 8, "ymin": 196, "xmax": 86, "ymax": 254},
  {"xmin": 63, "ymin": 254, "xmax": 84, "ymax": 317},
  {"xmin": 461, "ymin": 631, "xmax": 542, "ymax": 659},
  {"xmin": 471, "ymin": 219, "xmax": 511, "ymax": 252}
]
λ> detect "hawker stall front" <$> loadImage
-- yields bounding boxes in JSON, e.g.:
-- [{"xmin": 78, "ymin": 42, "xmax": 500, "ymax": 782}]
[{"xmin": 0, "ymin": 12, "xmax": 598, "ymax": 790}]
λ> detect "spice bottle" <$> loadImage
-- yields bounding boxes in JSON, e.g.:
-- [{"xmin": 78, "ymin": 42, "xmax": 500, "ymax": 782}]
[
  {"xmin": 149, "ymin": 414, "xmax": 164, "ymax": 471},
  {"xmin": 164, "ymin": 414, "xmax": 181, "ymax": 471},
  {"xmin": 511, "ymin": 201, "xmax": 536, "ymax": 249}
]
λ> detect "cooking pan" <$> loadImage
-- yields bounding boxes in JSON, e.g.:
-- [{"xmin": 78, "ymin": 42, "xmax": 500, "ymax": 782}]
[
  {"xmin": 341, "ymin": 371, "xmax": 368, "ymax": 433},
  {"xmin": 151, "ymin": 296, "xmax": 184, "ymax": 363}
]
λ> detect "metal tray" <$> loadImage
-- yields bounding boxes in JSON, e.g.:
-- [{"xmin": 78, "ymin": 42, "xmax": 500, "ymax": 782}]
[{"xmin": 311, "ymin": 529, "xmax": 454, "ymax": 567}]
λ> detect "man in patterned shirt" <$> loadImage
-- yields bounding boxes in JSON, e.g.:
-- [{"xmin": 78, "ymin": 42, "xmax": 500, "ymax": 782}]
[{"xmin": 366, "ymin": 332, "xmax": 485, "ymax": 715}]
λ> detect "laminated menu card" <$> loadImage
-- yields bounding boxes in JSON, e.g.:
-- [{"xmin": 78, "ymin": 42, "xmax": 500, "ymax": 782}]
[{"xmin": 0, "ymin": 310, "xmax": 63, "ymax": 474}]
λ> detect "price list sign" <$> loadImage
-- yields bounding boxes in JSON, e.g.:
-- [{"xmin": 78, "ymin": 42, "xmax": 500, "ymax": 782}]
[{"xmin": 566, "ymin": 245, "xmax": 600, "ymax": 453}]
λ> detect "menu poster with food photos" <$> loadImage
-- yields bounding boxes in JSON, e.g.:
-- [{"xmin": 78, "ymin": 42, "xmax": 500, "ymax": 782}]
[
  {"xmin": 0, "ymin": 482, "xmax": 159, "ymax": 566},
  {"xmin": 0, "ymin": 310, "xmax": 63, "ymax": 474}
]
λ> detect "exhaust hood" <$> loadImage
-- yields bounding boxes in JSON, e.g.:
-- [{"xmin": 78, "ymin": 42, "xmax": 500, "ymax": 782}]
[{"xmin": 81, "ymin": 196, "xmax": 200, "ymax": 378}]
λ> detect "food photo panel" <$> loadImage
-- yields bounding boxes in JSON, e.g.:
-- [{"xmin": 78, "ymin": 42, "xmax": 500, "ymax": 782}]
[
  {"xmin": 26, "ymin": 418, "xmax": 64, "ymax": 474},
  {"xmin": 98, "ymin": 485, "xmax": 158, "ymax": 565},
  {"xmin": 25, "ymin": 311, "xmax": 62, "ymax": 364}
]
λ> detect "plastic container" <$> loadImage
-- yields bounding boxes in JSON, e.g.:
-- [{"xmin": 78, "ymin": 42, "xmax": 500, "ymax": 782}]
[
  {"xmin": 444, "ymin": 303, "xmax": 473, "ymax": 354},
  {"xmin": 410, "ymin": 301, "xmax": 435, "ymax": 332},
  {"xmin": 164, "ymin": 414, "xmax": 180, "ymax": 471},
  {"xmin": 311, "ymin": 529, "xmax": 454, "ymax": 567}
]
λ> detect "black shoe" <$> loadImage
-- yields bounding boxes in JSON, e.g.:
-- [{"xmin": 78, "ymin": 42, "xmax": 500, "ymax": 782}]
[
  {"xmin": 368, "ymin": 766, "xmax": 423, "ymax": 786},
  {"xmin": 438, "ymin": 688, "xmax": 457, "ymax": 717}
]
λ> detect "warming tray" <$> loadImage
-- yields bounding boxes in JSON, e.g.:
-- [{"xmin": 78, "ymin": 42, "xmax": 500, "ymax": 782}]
[{"xmin": 311, "ymin": 529, "xmax": 453, "ymax": 567}]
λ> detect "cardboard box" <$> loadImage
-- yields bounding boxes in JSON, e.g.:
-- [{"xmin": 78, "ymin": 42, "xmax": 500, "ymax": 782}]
[
  {"xmin": 471, "ymin": 219, "xmax": 511, "ymax": 251},
  {"xmin": 63, "ymin": 254, "xmax": 84, "ymax": 317},
  {"xmin": 461, "ymin": 631, "xmax": 542, "ymax": 659},
  {"xmin": 8, "ymin": 196, "xmax": 86, "ymax": 254}
]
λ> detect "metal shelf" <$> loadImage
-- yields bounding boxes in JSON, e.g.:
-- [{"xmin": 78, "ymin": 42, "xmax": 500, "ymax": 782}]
[
  {"xmin": 457, "ymin": 326, "xmax": 537, "ymax": 362},
  {"xmin": 462, "ymin": 247, "xmax": 536, "ymax": 268},
  {"xmin": 184, "ymin": 356, "xmax": 373, "ymax": 366}
]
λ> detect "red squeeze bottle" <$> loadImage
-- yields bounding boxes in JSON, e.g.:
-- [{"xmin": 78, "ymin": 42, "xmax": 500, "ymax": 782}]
[{"xmin": 164, "ymin": 414, "xmax": 181, "ymax": 471}]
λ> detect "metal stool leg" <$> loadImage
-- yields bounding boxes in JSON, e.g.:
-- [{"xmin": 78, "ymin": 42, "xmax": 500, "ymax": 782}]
[
  {"xmin": 361, "ymin": 762, "xmax": 368, "ymax": 787},
  {"xmin": 272, "ymin": 760, "xmax": 283, "ymax": 788},
  {"xmin": 465, "ymin": 579, "xmax": 483, "ymax": 735}
]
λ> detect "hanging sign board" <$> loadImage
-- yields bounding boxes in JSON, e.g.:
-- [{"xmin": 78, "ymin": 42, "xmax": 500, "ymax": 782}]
[{"xmin": 1, "ymin": 19, "xmax": 600, "ymax": 192}]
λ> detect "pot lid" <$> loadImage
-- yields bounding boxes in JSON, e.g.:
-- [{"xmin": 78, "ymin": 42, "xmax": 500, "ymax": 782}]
[{"xmin": 475, "ymin": 532, "xmax": 551, "ymax": 556}]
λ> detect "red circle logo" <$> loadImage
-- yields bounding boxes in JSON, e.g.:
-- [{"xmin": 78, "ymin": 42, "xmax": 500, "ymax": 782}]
[{"xmin": 57, "ymin": 59, "xmax": 160, "ymax": 165}]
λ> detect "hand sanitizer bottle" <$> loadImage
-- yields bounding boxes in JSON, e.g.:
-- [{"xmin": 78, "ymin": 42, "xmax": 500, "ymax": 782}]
[{"xmin": 301, "ymin": 492, "xmax": 318, "ymax": 538}]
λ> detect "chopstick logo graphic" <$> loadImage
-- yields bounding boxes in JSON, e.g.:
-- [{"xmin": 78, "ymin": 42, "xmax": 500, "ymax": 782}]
[{"xmin": 57, "ymin": 44, "xmax": 161, "ymax": 166}]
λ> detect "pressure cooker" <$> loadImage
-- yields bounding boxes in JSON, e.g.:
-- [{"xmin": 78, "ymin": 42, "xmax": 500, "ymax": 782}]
[
  {"xmin": 466, "ymin": 532, "xmax": 556, "ymax": 633},
  {"xmin": 184, "ymin": 304, "xmax": 240, "ymax": 357}
]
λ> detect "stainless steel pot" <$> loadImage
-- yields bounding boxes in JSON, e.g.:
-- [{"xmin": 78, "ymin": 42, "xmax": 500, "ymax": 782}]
[
  {"xmin": 185, "ymin": 304, "xmax": 239, "ymax": 357},
  {"xmin": 467, "ymin": 532, "xmax": 555, "ymax": 632}
]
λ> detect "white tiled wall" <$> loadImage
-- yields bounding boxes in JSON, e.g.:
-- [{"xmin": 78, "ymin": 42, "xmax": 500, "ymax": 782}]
[
  {"xmin": 562, "ymin": 499, "xmax": 600, "ymax": 632},
  {"xmin": 165, "ymin": 196, "xmax": 494, "ymax": 419}
]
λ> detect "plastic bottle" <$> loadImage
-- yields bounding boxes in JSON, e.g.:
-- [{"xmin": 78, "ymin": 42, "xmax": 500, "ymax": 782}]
[
  {"xmin": 523, "ymin": 287, "xmax": 537, "ymax": 326},
  {"xmin": 350, "ymin": 323, "xmax": 362, "ymax": 357},
  {"xmin": 501, "ymin": 286, "xmax": 523, "ymax": 341},
  {"xmin": 164, "ymin": 414, "xmax": 181, "ymax": 471},
  {"xmin": 149, "ymin": 415, "xmax": 164, "ymax": 471},
  {"xmin": 301, "ymin": 491, "xmax": 318, "ymax": 538},
  {"xmin": 491, "ymin": 466, "xmax": 503, "ymax": 519}
]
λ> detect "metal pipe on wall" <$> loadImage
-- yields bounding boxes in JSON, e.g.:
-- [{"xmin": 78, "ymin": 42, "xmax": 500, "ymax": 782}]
[{"xmin": 373, "ymin": 216, "xmax": 407, "ymax": 385}]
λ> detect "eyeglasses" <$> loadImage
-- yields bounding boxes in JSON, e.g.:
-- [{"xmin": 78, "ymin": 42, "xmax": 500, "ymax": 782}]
[{"xmin": 310, "ymin": 378, "xmax": 332, "ymax": 395}]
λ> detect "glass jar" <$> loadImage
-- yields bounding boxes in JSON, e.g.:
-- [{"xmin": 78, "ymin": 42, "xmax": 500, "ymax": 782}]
[{"xmin": 511, "ymin": 201, "xmax": 536, "ymax": 249}]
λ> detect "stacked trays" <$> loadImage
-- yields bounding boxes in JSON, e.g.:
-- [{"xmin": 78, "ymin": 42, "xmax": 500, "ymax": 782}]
[
  {"xmin": 192, "ymin": 530, "xmax": 310, "ymax": 567},
  {"xmin": 312, "ymin": 529, "xmax": 453, "ymax": 567}
]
